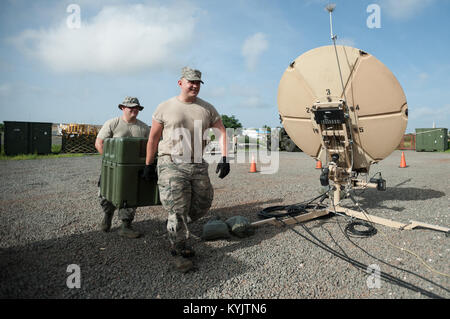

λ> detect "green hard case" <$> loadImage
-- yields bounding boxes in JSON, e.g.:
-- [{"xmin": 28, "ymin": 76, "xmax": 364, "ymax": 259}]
[{"xmin": 100, "ymin": 137, "xmax": 161, "ymax": 208}]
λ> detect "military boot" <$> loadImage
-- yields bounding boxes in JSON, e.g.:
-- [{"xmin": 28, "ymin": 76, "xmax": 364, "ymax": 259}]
[
  {"xmin": 99, "ymin": 211, "xmax": 113, "ymax": 232},
  {"xmin": 170, "ymin": 241, "xmax": 195, "ymax": 258},
  {"xmin": 172, "ymin": 256, "xmax": 194, "ymax": 273},
  {"xmin": 118, "ymin": 219, "xmax": 141, "ymax": 238}
]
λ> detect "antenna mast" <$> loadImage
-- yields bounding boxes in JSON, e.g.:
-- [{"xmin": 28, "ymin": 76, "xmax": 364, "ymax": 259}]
[
  {"xmin": 326, "ymin": 3, "xmax": 337, "ymax": 41},
  {"xmin": 326, "ymin": 3, "xmax": 347, "ymax": 104},
  {"xmin": 325, "ymin": 3, "xmax": 355, "ymax": 172}
]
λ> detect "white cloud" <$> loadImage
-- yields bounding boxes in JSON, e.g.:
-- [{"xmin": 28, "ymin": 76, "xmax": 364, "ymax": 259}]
[
  {"xmin": 380, "ymin": 0, "xmax": 435, "ymax": 20},
  {"xmin": 242, "ymin": 32, "xmax": 268, "ymax": 71},
  {"xmin": 9, "ymin": 3, "xmax": 199, "ymax": 74}
]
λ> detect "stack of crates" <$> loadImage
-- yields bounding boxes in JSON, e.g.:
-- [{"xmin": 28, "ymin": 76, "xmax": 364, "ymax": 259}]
[
  {"xmin": 61, "ymin": 123, "xmax": 99, "ymax": 153},
  {"xmin": 100, "ymin": 137, "xmax": 161, "ymax": 208}
]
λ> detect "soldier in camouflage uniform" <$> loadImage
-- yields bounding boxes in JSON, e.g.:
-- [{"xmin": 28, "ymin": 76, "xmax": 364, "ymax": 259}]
[
  {"xmin": 143, "ymin": 67, "xmax": 230, "ymax": 272},
  {"xmin": 95, "ymin": 96, "xmax": 150, "ymax": 239}
]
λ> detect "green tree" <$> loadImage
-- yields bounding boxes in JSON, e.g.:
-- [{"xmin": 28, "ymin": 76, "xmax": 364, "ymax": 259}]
[
  {"xmin": 221, "ymin": 114, "xmax": 242, "ymax": 129},
  {"xmin": 262, "ymin": 124, "xmax": 271, "ymax": 133},
  {"xmin": 262, "ymin": 125, "xmax": 271, "ymax": 150}
]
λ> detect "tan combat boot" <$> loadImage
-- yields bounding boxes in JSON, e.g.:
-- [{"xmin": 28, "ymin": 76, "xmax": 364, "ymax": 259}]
[
  {"xmin": 99, "ymin": 212, "xmax": 113, "ymax": 232},
  {"xmin": 118, "ymin": 220, "xmax": 141, "ymax": 238}
]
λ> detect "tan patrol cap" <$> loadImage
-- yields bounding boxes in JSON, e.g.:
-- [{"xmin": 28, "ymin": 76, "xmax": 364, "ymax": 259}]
[{"xmin": 181, "ymin": 66, "xmax": 204, "ymax": 84}]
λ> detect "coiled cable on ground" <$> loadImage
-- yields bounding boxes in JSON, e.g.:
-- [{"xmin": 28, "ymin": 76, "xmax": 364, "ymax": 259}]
[
  {"xmin": 258, "ymin": 193, "xmax": 328, "ymax": 220},
  {"xmin": 344, "ymin": 220, "xmax": 377, "ymax": 237}
]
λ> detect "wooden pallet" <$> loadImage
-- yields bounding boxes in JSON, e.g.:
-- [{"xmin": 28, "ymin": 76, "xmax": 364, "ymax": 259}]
[{"xmin": 62, "ymin": 133, "xmax": 97, "ymax": 153}]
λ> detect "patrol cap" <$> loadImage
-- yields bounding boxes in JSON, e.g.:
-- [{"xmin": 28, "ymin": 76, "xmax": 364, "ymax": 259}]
[
  {"xmin": 181, "ymin": 66, "xmax": 204, "ymax": 84},
  {"xmin": 118, "ymin": 96, "xmax": 144, "ymax": 111}
]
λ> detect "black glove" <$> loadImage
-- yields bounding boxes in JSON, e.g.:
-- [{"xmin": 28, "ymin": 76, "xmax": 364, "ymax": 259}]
[
  {"xmin": 216, "ymin": 156, "xmax": 230, "ymax": 179},
  {"xmin": 142, "ymin": 164, "xmax": 157, "ymax": 181}
]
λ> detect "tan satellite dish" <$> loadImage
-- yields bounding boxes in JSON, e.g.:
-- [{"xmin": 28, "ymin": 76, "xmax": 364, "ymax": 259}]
[
  {"xmin": 254, "ymin": 4, "xmax": 449, "ymax": 237},
  {"xmin": 275, "ymin": 44, "xmax": 410, "ymax": 226},
  {"xmin": 278, "ymin": 45, "xmax": 408, "ymax": 174}
]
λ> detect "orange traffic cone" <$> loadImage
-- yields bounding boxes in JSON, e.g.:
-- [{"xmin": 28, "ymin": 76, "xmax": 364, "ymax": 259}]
[
  {"xmin": 249, "ymin": 154, "xmax": 257, "ymax": 173},
  {"xmin": 399, "ymin": 151, "xmax": 407, "ymax": 168},
  {"xmin": 315, "ymin": 160, "xmax": 322, "ymax": 169}
]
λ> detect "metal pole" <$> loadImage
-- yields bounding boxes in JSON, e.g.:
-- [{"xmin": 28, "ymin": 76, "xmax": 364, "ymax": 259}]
[{"xmin": 326, "ymin": 3, "xmax": 336, "ymax": 40}]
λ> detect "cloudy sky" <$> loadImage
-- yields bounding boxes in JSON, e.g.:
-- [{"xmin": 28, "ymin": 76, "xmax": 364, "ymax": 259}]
[{"xmin": 0, "ymin": 0, "xmax": 449, "ymax": 132}]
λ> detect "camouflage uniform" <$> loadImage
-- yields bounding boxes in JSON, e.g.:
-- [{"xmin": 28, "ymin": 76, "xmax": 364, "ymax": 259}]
[
  {"xmin": 97, "ymin": 96, "xmax": 150, "ymax": 235},
  {"xmin": 152, "ymin": 67, "xmax": 221, "ymax": 248},
  {"xmin": 157, "ymin": 155, "xmax": 214, "ymax": 245}
]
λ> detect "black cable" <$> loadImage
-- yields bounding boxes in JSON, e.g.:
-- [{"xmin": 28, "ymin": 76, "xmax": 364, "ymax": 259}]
[
  {"xmin": 258, "ymin": 193, "xmax": 328, "ymax": 220},
  {"xmin": 280, "ymin": 219, "xmax": 443, "ymax": 299},
  {"xmin": 258, "ymin": 203, "xmax": 327, "ymax": 220},
  {"xmin": 344, "ymin": 220, "xmax": 377, "ymax": 237},
  {"xmin": 257, "ymin": 193, "xmax": 443, "ymax": 298},
  {"xmin": 327, "ymin": 184, "xmax": 377, "ymax": 238},
  {"xmin": 336, "ymin": 214, "xmax": 450, "ymax": 294}
]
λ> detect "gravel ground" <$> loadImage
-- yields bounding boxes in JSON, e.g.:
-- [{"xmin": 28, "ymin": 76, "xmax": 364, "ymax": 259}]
[{"xmin": 0, "ymin": 150, "xmax": 449, "ymax": 299}]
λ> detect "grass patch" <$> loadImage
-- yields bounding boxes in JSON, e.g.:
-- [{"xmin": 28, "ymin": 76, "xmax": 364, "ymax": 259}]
[
  {"xmin": 0, "ymin": 153, "xmax": 99, "ymax": 160},
  {"xmin": 52, "ymin": 144, "xmax": 62, "ymax": 153}
]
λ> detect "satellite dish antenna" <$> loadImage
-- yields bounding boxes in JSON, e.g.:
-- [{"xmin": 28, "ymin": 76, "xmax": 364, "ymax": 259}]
[
  {"xmin": 272, "ymin": 3, "xmax": 413, "ymax": 229},
  {"xmin": 255, "ymin": 3, "xmax": 448, "ymax": 245},
  {"xmin": 278, "ymin": 45, "xmax": 408, "ymax": 174},
  {"xmin": 278, "ymin": 2, "xmax": 408, "ymax": 191}
]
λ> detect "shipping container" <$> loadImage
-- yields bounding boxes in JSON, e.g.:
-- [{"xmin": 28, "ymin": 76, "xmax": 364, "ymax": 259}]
[
  {"xmin": 415, "ymin": 128, "xmax": 448, "ymax": 152},
  {"xmin": 30, "ymin": 122, "xmax": 52, "ymax": 154},
  {"xmin": 4, "ymin": 121, "xmax": 52, "ymax": 156}
]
